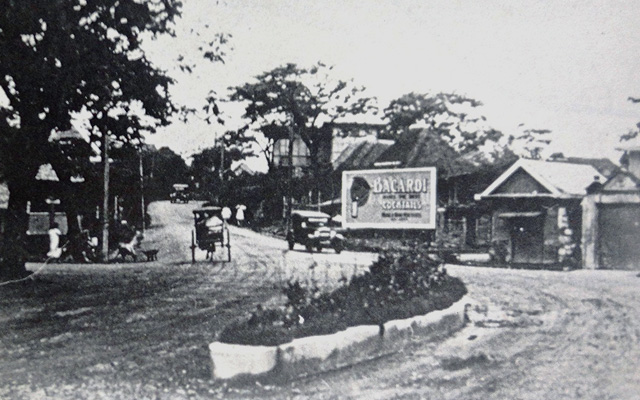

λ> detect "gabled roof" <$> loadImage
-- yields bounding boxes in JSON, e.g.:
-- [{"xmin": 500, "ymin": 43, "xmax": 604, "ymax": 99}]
[
  {"xmin": 601, "ymin": 170, "xmax": 640, "ymax": 192},
  {"xmin": 333, "ymin": 139, "xmax": 393, "ymax": 171},
  {"xmin": 373, "ymin": 129, "xmax": 479, "ymax": 178},
  {"xmin": 231, "ymin": 162, "xmax": 256, "ymax": 176},
  {"xmin": 35, "ymin": 164, "xmax": 59, "ymax": 182},
  {"xmin": 476, "ymin": 158, "xmax": 605, "ymax": 200},
  {"xmin": 548, "ymin": 157, "xmax": 619, "ymax": 178}
]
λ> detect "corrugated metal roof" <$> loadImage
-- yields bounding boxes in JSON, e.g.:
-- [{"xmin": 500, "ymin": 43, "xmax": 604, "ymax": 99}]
[
  {"xmin": 521, "ymin": 159, "xmax": 604, "ymax": 196},
  {"xmin": 375, "ymin": 129, "xmax": 480, "ymax": 178},
  {"xmin": 477, "ymin": 158, "xmax": 606, "ymax": 199},
  {"xmin": 550, "ymin": 157, "xmax": 619, "ymax": 178},
  {"xmin": 333, "ymin": 139, "xmax": 393, "ymax": 171}
]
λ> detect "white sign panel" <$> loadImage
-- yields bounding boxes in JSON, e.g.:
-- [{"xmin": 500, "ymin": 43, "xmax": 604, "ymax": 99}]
[{"xmin": 341, "ymin": 167, "xmax": 437, "ymax": 229}]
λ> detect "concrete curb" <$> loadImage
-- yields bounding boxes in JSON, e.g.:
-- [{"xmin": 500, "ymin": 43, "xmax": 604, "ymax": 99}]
[{"xmin": 209, "ymin": 295, "xmax": 473, "ymax": 382}]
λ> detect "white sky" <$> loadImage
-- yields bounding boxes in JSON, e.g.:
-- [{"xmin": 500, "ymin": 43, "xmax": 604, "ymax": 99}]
[{"xmin": 143, "ymin": 0, "xmax": 640, "ymax": 166}]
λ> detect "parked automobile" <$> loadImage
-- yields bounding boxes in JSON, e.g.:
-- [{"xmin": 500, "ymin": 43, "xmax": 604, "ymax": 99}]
[
  {"xmin": 170, "ymin": 183, "xmax": 190, "ymax": 203},
  {"xmin": 286, "ymin": 210, "xmax": 344, "ymax": 253}
]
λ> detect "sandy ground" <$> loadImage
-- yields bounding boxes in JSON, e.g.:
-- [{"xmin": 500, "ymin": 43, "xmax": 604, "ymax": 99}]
[{"xmin": 1, "ymin": 201, "xmax": 639, "ymax": 399}]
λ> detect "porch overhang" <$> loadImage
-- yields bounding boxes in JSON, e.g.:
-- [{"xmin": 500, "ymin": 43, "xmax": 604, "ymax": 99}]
[{"xmin": 498, "ymin": 211, "xmax": 543, "ymax": 218}]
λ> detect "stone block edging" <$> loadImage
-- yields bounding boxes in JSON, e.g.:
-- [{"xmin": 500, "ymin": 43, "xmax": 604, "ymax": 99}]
[{"xmin": 209, "ymin": 295, "xmax": 473, "ymax": 382}]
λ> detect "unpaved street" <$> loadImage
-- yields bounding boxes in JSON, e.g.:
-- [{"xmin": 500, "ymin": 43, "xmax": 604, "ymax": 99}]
[{"xmin": 1, "ymin": 201, "xmax": 639, "ymax": 399}]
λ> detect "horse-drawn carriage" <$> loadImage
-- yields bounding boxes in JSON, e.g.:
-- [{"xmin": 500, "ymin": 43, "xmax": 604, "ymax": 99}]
[{"xmin": 191, "ymin": 206, "xmax": 231, "ymax": 262}]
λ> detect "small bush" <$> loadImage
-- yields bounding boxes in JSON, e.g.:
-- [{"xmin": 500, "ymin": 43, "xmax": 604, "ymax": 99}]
[{"xmin": 218, "ymin": 246, "xmax": 467, "ymax": 346}]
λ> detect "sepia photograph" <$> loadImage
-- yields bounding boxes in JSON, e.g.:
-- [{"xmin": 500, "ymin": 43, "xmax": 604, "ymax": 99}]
[{"xmin": 1, "ymin": 1, "xmax": 639, "ymax": 398}]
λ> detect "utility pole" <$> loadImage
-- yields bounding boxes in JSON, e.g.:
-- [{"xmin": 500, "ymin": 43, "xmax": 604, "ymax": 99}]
[
  {"xmin": 219, "ymin": 138, "xmax": 224, "ymax": 180},
  {"xmin": 286, "ymin": 125, "xmax": 294, "ymax": 231},
  {"xmin": 139, "ymin": 148, "xmax": 145, "ymax": 234},
  {"xmin": 101, "ymin": 130, "xmax": 110, "ymax": 262}
]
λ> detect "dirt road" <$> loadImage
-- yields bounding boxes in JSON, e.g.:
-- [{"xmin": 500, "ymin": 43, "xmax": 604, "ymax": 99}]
[{"xmin": 1, "ymin": 201, "xmax": 639, "ymax": 399}]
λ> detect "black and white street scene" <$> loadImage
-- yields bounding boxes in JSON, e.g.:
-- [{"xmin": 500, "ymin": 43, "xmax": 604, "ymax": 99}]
[{"xmin": 2, "ymin": 1, "xmax": 640, "ymax": 399}]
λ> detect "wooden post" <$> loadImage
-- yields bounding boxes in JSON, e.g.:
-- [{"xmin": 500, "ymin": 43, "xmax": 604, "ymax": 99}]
[
  {"xmin": 101, "ymin": 131, "xmax": 110, "ymax": 262},
  {"xmin": 286, "ymin": 127, "xmax": 294, "ymax": 231},
  {"xmin": 139, "ymin": 150, "xmax": 145, "ymax": 233}
]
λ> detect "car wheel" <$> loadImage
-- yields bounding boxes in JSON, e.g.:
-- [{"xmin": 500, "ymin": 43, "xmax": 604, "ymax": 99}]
[{"xmin": 334, "ymin": 242, "xmax": 343, "ymax": 254}]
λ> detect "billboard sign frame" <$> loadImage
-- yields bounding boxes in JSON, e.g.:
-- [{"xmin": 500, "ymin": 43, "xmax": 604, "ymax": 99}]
[{"xmin": 341, "ymin": 167, "xmax": 437, "ymax": 230}]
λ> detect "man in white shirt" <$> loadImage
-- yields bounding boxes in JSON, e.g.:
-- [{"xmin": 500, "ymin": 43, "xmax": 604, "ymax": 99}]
[{"xmin": 47, "ymin": 223, "xmax": 62, "ymax": 259}]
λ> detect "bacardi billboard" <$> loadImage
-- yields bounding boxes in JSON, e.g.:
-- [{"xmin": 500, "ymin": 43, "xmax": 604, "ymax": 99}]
[{"xmin": 341, "ymin": 167, "xmax": 437, "ymax": 229}]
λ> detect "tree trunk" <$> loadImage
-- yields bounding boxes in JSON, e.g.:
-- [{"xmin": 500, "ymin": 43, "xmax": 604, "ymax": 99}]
[
  {"xmin": 60, "ymin": 184, "xmax": 83, "ymax": 261},
  {"xmin": 48, "ymin": 158, "xmax": 84, "ymax": 261},
  {"xmin": 0, "ymin": 176, "xmax": 34, "ymax": 280}
]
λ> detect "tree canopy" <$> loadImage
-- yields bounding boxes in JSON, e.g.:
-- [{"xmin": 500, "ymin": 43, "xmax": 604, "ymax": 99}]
[
  {"xmin": 0, "ymin": 0, "xmax": 184, "ymax": 279},
  {"xmin": 620, "ymin": 96, "xmax": 640, "ymax": 142},
  {"xmin": 507, "ymin": 125, "xmax": 552, "ymax": 160},
  {"xmin": 231, "ymin": 62, "xmax": 376, "ymax": 170},
  {"xmin": 383, "ymin": 92, "xmax": 502, "ymax": 154}
]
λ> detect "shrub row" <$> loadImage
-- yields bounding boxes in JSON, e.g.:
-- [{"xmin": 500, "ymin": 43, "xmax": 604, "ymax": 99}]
[{"xmin": 218, "ymin": 247, "xmax": 467, "ymax": 346}]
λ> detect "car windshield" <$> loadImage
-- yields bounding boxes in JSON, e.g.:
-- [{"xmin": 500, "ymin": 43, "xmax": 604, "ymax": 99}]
[{"xmin": 301, "ymin": 217, "xmax": 328, "ymax": 228}]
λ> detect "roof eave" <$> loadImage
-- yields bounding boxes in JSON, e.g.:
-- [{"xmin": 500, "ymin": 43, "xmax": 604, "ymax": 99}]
[{"xmin": 475, "ymin": 193, "xmax": 582, "ymax": 200}]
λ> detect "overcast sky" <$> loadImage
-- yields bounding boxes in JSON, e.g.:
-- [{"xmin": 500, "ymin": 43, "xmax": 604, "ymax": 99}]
[{"xmin": 144, "ymin": 0, "xmax": 640, "ymax": 165}]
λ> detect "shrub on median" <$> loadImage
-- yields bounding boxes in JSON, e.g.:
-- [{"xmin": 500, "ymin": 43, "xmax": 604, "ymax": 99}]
[{"xmin": 218, "ymin": 246, "xmax": 467, "ymax": 346}]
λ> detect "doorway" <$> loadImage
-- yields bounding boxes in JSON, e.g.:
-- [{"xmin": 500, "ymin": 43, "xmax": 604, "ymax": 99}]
[{"xmin": 510, "ymin": 216, "xmax": 544, "ymax": 264}]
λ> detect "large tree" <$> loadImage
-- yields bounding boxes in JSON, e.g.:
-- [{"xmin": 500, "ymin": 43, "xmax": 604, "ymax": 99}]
[
  {"xmin": 620, "ymin": 97, "xmax": 640, "ymax": 142},
  {"xmin": 507, "ymin": 125, "xmax": 552, "ymax": 160},
  {"xmin": 230, "ymin": 62, "xmax": 376, "ymax": 206},
  {"xmin": 0, "ymin": 1, "xmax": 183, "ymax": 279},
  {"xmin": 384, "ymin": 92, "xmax": 503, "ymax": 155}
]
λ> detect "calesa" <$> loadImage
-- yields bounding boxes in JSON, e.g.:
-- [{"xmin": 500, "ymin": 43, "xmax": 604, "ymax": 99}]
[{"xmin": 372, "ymin": 177, "xmax": 430, "ymax": 194}]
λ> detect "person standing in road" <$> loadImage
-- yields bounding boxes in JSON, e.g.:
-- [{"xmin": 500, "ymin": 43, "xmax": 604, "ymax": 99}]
[
  {"xmin": 235, "ymin": 204, "xmax": 246, "ymax": 227},
  {"xmin": 47, "ymin": 223, "xmax": 63, "ymax": 260}
]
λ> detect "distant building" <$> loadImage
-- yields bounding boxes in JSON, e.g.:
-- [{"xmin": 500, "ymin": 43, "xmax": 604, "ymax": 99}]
[
  {"xmin": 230, "ymin": 162, "xmax": 257, "ymax": 177},
  {"xmin": 272, "ymin": 121, "xmax": 386, "ymax": 177},
  {"xmin": 372, "ymin": 128, "xmax": 514, "ymax": 248},
  {"xmin": 475, "ymin": 158, "xmax": 611, "ymax": 265}
]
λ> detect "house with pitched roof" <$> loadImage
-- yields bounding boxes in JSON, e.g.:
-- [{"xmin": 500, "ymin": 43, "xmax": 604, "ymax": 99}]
[
  {"xmin": 475, "ymin": 158, "xmax": 612, "ymax": 265},
  {"xmin": 581, "ymin": 143, "xmax": 640, "ymax": 270}
]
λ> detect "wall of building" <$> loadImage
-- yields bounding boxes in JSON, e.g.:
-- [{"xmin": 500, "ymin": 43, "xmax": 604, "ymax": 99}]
[
  {"xmin": 581, "ymin": 192, "xmax": 640, "ymax": 269},
  {"xmin": 489, "ymin": 199, "xmax": 581, "ymax": 265}
]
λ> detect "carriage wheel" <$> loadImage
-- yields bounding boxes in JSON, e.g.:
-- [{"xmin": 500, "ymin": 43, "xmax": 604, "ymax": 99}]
[{"xmin": 191, "ymin": 230, "xmax": 196, "ymax": 263}]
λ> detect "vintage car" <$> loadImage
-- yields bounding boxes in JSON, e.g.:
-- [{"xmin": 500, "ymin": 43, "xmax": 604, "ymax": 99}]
[
  {"xmin": 170, "ymin": 183, "xmax": 190, "ymax": 203},
  {"xmin": 286, "ymin": 210, "xmax": 345, "ymax": 253}
]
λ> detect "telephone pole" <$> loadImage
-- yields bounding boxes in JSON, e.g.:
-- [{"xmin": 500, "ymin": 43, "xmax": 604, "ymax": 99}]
[
  {"xmin": 101, "ymin": 130, "xmax": 110, "ymax": 262},
  {"xmin": 139, "ymin": 148, "xmax": 145, "ymax": 234}
]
